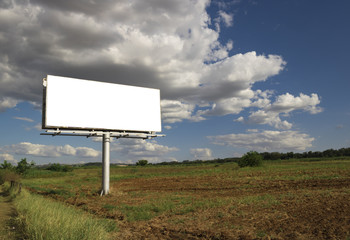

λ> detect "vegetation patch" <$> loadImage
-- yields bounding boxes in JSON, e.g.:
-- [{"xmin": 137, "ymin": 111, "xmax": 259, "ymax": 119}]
[
  {"xmin": 8, "ymin": 158, "xmax": 350, "ymax": 239},
  {"xmin": 13, "ymin": 189, "xmax": 116, "ymax": 240},
  {"xmin": 238, "ymin": 151, "xmax": 263, "ymax": 168}
]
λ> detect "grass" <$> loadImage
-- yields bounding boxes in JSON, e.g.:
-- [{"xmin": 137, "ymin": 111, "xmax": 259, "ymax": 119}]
[
  {"xmin": 12, "ymin": 157, "xmax": 350, "ymax": 239},
  {"xmin": 102, "ymin": 194, "xmax": 229, "ymax": 222},
  {"xmin": 237, "ymin": 194, "xmax": 280, "ymax": 207},
  {"xmin": 12, "ymin": 187, "xmax": 116, "ymax": 240}
]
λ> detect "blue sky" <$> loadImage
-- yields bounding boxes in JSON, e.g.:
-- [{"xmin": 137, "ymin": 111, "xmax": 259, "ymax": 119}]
[{"xmin": 0, "ymin": 0, "xmax": 349, "ymax": 165}]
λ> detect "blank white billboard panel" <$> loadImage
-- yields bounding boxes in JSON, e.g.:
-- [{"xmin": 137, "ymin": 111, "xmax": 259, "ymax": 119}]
[{"xmin": 43, "ymin": 75, "xmax": 161, "ymax": 132}]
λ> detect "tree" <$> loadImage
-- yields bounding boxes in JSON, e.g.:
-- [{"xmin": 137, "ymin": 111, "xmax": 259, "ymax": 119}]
[
  {"xmin": 46, "ymin": 163, "xmax": 73, "ymax": 172},
  {"xmin": 16, "ymin": 158, "xmax": 35, "ymax": 174},
  {"xmin": 1, "ymin": 160, "xmax": 14, "ymax": 170},
  {"xmin": 136, "ymin": 160, "xmax": 148, "ymax": 166},
  {"xmin": 238, "ymin": 151, "xmax": 263, "ymax": 168}
]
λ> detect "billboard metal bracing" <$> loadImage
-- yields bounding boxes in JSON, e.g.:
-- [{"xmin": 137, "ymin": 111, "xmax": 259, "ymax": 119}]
[{"xmin": 42, "ymin": 75, "xmax": 162, "ymax": 133}]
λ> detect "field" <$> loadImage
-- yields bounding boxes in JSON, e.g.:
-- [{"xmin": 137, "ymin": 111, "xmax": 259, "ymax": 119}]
[{"xmin": 22, "ymin": 158, "xmax": 350, "ymax": 239}]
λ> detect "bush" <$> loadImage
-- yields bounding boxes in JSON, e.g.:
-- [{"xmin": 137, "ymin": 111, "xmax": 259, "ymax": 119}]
[
  {"xmin": 46, "ymin": 163, "xmax": 73, "ymax": 172},
  {"xmin": 16, "ymin": 158, "xmax": 35, "ymax": 175},
  {"xmin": 238, "ymin": 151, "xmax": 263, "ymax": 168},
  {"xmin": 0, "ymin": 169, "xmax": 20, "ymax": 185},
  {"xmin": 1, "ymin": 160, "xmax": 14, "ymax": 170},
  {"xmin": 136, "ymin": 160, "xmax": 148, "ymax": 166}
]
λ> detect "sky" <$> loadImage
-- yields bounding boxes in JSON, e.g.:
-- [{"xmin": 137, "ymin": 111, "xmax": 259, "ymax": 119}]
[{"xmin": 0, "ymin": 0, "xmax": 349, "ymax": 165}]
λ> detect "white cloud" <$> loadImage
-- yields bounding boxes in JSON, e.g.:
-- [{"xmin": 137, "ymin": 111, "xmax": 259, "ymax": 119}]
[
  {"xmin": 218, "ymin": 10, "xmax": 234, "ymax": 27},
  {"xmin": 244, "ymin": 110, "xmax": 293, "ymax": 130},
  {"xmin": 161, "ymin": 100, "xmax": 206, "ymax": 123},
  {"xmin": 190, "ymin": 148, "xmax": 212, "ymax": 160},
  {"xmin": 13, "ymin": 116, "xmax": 34, "ymax": 122},
  {"xmin": 204, "ymin": 97, "xmax": 252, "ymax": 116},
  {"xmin": 208, "ymin": 130, "xmax": 314, "ymax": 152},
  {"xmin": 75, "ymin": 147, "xmax": 100, "ymax": 158},
  {"xmin": 0, "ymin": 0, "xmax": 287, "ymax": 122},
  {"xmin": 267, "ymin": 93, "xmax": 322, "ymax": 114},
  {"xmin": 3, "ymin": 142, "xmax": 100, "ymax": 158},
  {"xmin": 34, "ymin": 123, "xmax": 42, "ymax": 130},
  {"xmin": 0, "ymin": 153, "xmax": 17, "ymax": 164},
  {"xmin": 0, "ymin": 0, "xmax": 321, "ymax": 133},
  {"xmin": 111, "ymin": 138, "xmax": 178, "ymax": 163},
  {"xmin": 238, "ymin": 92, "xmax": 322, "ymax": 129},
  {"xmin": 25, "ymin": 123, "xmax": 42, "ymax": 131},
  {"xmin": 0, "ymin": 97, "xmax": 18, "ymax": 112}
]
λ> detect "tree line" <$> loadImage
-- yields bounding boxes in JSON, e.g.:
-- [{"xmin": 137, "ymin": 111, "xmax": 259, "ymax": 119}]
[
  {"xmin": 155, "ymin": 147, "xmax": 350, "ymax": 166},
  {"xmin": 259, "ymin": 147, "xmax": 350, "ymax": 160}
]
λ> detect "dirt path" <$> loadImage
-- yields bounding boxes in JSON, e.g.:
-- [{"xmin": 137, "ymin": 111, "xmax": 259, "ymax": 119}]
[{"xmin": 0, "ymin": 189, "xmax": 20, "ymax": 240}]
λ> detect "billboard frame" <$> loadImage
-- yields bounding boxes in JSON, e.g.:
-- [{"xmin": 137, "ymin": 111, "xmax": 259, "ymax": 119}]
[
  {"xmin": 42, "ymin": 75, "xmax": 162, "ymax": 134},
  {"xmin": 41, "ymin": 76, "xmax": 164, "ymax": 195}
]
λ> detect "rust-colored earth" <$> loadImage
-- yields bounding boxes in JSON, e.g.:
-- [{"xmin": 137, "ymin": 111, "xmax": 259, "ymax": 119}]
[{"xmin": 28, "ymin": 163, "xmax": 350, "ymax": 239}]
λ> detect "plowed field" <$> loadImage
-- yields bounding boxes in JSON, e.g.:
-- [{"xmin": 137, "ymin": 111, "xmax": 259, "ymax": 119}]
[{"xmin": 25, "ymin": 159, "xmax": 350, "ymax": 239}]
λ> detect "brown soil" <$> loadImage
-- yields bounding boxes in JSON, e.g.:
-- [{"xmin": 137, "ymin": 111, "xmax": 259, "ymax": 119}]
[
  {"xmin": 109, "ymin": 177, "xmax": 350, "ymax": 240},
  {"xmin": 29, "ymin": 171, "xmax": 350, "ymax": 239}
]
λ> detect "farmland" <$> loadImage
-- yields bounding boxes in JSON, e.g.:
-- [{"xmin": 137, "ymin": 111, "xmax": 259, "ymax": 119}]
[{"xmin": 19, "ymin": 158, "xmax": 350, "ymax": 239}]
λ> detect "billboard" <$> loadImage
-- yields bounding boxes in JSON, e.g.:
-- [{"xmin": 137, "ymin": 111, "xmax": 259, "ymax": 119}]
[{"xmin": 42, "ymin": 75, "xmax": 161, "ymax": 133}]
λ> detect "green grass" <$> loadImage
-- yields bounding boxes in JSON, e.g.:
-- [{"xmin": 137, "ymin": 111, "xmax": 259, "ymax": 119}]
[
  {"xmin": 13, "ymin": 189, "xmax": 116, "ymax": 240},
  {"xmin": 18, "ymin": 158, "xmax": 350, "ymax": 225},
  {"xmin": 237, "ymin": 194, "xmax": 280, "ymax": 207},
  {"xmin": 6, "ymin": 158, "xmax": 350, "ymax": 239},
  {"xmin": 23, "ymin": 168, "xmax": 73, "ymax": 179},
  {"xmin": 102, "ymin": 194, "xmax": 229, "ymax": 222}
]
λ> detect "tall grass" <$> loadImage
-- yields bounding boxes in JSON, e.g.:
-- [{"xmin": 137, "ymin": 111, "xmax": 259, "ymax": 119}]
[{"xmin": 13, "ymin": 189, "xmax": 116, "ymax": 240}]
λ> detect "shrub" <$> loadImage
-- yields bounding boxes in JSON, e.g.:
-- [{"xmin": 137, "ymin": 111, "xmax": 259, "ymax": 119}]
[
  {"xmin": 46, "ymin": 163, "xmax": 73, "ymax": 172},
  {"xmin": 0, "ymin": 169, "xmax": 20, "ymax": 185},
  {"xmin": 238, "ymin": 151, "xmax": 263, "ymax": 168},
  {"xmin": 16, "ymin": 158, "xmax": 35, "ymax": 175},
  {"xmin": 1, "ymin": 160, "xmax": 14, "ymax": 170},
  {"xmin": 136, "ymin": 160, "xmax": 148, "ymax": 166}
]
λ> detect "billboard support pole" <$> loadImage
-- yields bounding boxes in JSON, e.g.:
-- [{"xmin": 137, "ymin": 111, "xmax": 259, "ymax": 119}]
[
  {"xmin": 101, "ymin": 132, "xmax": 110, "ymax": 195},
  {"xmin": 41, "ymin": 129, "xmax": 164, "ymax": 196}
]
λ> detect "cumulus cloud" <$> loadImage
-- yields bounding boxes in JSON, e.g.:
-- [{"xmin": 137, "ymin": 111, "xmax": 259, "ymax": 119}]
[
  {"xmin": 0, "ymin": 0, "xmax": 323, "ymax": 146},
  {"xmin": 0, "ymin": 0, "xmax": 290, "ymax": 123},
  {"xmin": 0, "ymin": 153, "xmax": 17, "ymax": 164},
  {"xmin": 268, "ymin": 93, "xmax": 322, "ymax": 114},
  {"xmin": 190, "ymin": 148, "xmax": 212, "ymax": 160},
  {"xmin": 111, "ymin": 138, "xmax": 178, "ymax": 163},
  {"xmin": 2, "ymin": 142, "xmax": 100, "ymax": 158},
  {"xmin": 241, "ymin": 110, "xmax": 293, "ymax": 130},
  {"xmin": 238, "ymin": 92, "xmax": 322, "ymax": 129},
  {"xmin": 161, "ymin": 100, "xmax": 196, "ymax": 123},
  {"xmin": 208, "ymin": 130, "xmax": 314, "ymax": 152}
]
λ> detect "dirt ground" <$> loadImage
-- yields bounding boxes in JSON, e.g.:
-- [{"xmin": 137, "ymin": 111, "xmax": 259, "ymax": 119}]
[
  {"xmin": 28, "ymin": 163, "xmax": 350, "ymax": 240},
  {"xmin": 48, "ymin": 176, "xmax": 350, "ymax": 239},
  {"xmin": 109, "ymin": 177, "xmax": 350, "ymax": 240}
]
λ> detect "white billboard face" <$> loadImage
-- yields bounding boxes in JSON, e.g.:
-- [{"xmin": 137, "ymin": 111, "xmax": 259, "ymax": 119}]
[{"xmin": 43, "ymin": 75, "xmax": 161, "ymax": 133}]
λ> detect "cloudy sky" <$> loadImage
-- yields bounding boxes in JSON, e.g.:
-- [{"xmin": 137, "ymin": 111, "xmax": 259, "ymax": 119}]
[{"xmin": 0, "ymin": 0, "xmax": 349, "ymax": 165}]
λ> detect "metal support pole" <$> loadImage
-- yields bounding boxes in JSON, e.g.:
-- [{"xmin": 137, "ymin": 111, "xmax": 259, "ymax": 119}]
[{"xmin": 101, "ymin": 132, "xmax": 110, "ymax": 195}]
